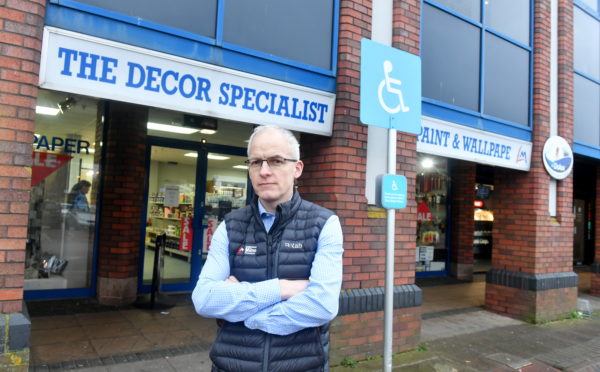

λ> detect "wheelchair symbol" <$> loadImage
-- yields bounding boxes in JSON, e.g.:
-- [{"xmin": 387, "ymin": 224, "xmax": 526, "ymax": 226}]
[{"xmin": 377, "ymin": 60, "xmax": 410, "ymax": 114}]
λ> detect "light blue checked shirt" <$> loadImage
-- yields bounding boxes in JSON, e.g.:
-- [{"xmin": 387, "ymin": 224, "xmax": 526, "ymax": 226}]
[{"xmin": 192, "ymin": 201, "xmax": 344, "ymax": 336}]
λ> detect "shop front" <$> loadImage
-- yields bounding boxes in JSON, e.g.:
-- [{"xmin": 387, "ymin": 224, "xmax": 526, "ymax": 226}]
[
  {"xmin": 25, "ymin": 26, "xmax": 335, "ymax": 300},
  {"xmin": 415, "ymin": 116, "xmax": 532, "ymax": 279}
]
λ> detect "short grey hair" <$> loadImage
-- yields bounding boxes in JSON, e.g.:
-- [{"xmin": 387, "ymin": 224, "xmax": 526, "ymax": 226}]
[{"xmin": 247, "ymin": 125, "xmax": 300, "ymax": 160}]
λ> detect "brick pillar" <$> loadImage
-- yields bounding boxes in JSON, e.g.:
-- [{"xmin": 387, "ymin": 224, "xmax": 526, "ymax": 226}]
[
  {"xmin": 0, "ymin": 0, "xmax": 45, "ymax": 366},
  {"xmin": 485, "ymin": 0, "xmax": 576, "ymax": 322},
  {"xmin": 450, "ymin": 161, "xmax": 475, "ymax": 280},
  {"xmin": 591, "ymin": 165, "xmax": 600, "ymax": 296},
  {"xmin": 96, "ymin": 101, "xmax": 147, "ymax": 306},
  {"xmin": 298, "ymin": 0, "xmax": 421, "ymax": 363}
]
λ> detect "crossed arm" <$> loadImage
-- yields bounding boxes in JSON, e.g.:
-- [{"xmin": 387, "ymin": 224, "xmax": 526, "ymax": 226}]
[{"xmin": 191, "ymin": 215, "xmax": 343, "ymax": 335}]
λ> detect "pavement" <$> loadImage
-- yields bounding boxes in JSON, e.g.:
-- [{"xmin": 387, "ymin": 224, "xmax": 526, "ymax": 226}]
[
  {"xmin": 331, "ymin": 294, "xmax": 600, "ymax": 372},
  {"xmin": 18, "ymin": 273, "xmax": 600, "ymax": 372}
]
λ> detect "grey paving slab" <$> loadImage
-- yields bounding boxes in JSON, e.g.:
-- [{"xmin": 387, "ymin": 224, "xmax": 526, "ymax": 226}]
[
  {"xmin": 164, "ymin": 351, "xmax": 212, "ymax": 372},
  {"xmin": 65, "ymin": 367, "xmax": 108, "ymax": 372},
  {"xmin": 105, "ymin": 357, "xmax": 176, "ymax": 372},
  {"xmin": 420, "ymin": 310, "xmax": 523, "ymax": 342}
]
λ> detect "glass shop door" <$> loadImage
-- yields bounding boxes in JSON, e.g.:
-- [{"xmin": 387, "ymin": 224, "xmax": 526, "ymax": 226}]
[
  {"xmin": 141, "ymin": 145, "xmax": 200, "ymax": 291},
  {"xmin": 139, "ymin": 140, "xmax": 249, "ymax": 292}
]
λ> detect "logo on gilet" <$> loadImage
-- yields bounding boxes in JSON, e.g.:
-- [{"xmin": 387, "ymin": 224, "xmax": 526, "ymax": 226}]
[
  {"xmin": 283, "ymin": 241, "xmax": 303, "ymax": 249},
  {"xmin": 236, "ymin": 245, "xmax": 257, "ymax": 255}
]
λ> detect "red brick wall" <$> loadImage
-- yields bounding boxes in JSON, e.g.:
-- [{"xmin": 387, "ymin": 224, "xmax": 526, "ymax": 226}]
[
  {"xmin": 299, "ymin": 0, "xmax": 375, "ymax": 289},
  {"xmin": 591, "ymin": 274, "xmax": 600, "ymax": 296},
  {"xmin": 490, "ymin": 0, "xmax": 573, "ymax": 277},
  {"xmin": 96, "ymin": 102, "xmax": 147, "ymax": 283},
  {"xmin": 450, "ymin": 161, "xmax": 475, "ymax": 268},
  {"xmin": 556, "ymin": 0, "xmax": 575, "ymax": 247},
  {"xmin": 486, "ymin": 0, "xmax": 575, "ymax": 320},
  {"xmin": 329, "ymin": 307, "xmax": 420, "ymax": 364},
  {"xmin": 0, "ymin": 0, "xmax": 46, "ymax": 314},
  {"xmin": 298, "ymin": 0, "xmax": 421, "ymax": 360},
  {"xmin": 486, "ymin": 283, "xmax": 577, "ymax": 322},
  {"xmin": 300, "ymin": 0, "xmax": 420, "ymax": 289},
  {"xmin": 392, "ymin": 0, "xmax": 420, "ymax": 286}
]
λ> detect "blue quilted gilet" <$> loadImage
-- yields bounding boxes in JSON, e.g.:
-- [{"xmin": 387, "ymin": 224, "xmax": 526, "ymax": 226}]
[{"xmin": 209, "ymin": 191, "xmax": 333, "ymax": 372}]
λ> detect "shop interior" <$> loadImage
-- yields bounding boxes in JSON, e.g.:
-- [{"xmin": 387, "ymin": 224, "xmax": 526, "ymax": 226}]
[
  {"xmin": 416, "ymin": 155, "xmax": 449, "ymax": 274},
  {"xmin": 474, "ymin": 164, "xmax": 495, "ymax": 273},
  {"xmin": 141, "ymin": 108, "xmax": 254, "ymax": 287},
  {"xmin": 28, "ymin": 89, "xmax": 257, "ymax": 293},
  {"xmin": 142, "ymin": 146, "xmax": 249, "ymax": 285},
  {"xmin": 27, "ymin": 89, "xmax": 100, "ymax": 291},
  {"xmin": 573, "ymin": 157, "xmax": 596, "ymax": 267},
  {"xmin": 415, "ymin": 156, "xmax": 496, "ymax": 277}
]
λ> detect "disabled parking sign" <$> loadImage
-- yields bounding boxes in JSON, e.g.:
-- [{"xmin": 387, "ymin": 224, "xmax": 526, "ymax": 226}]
[{"xmin": 360, "ymin": 39, "xmax": 421, "ymax": 134}]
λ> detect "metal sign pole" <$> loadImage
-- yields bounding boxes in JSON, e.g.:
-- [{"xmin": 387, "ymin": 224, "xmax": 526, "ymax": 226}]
[
  {"xmin": 383, "ymin": 128, "xmax": 397, "ymax": 372},
  {"xmin": 360, "ymin": 35, "xmax": 421, "ymax": 372}
]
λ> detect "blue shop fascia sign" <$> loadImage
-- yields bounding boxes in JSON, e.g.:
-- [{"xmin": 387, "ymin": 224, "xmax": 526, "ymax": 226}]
[{"xmin": 39, "ymin": 27, "xmax": 336, "ymax": 136}]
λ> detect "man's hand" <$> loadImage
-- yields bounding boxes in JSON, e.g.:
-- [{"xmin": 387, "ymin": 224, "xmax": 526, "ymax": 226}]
[
  {"xmin": 224, "ymin": 276, "xmax": 239, "ymax": 283},
  {"xmin": 279, "ymin": 279, "xmax": 309, "ymax": 300}
]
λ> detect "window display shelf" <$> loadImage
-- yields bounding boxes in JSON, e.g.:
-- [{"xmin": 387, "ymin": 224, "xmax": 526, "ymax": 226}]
[
  {"xmin": 150, "ymin": 216, "xmax": 183, "ymax": 221},
  {"xmin": 146, "ymin": 242, "xmax": 190, "ymax": 259},
  {"xmin": 150, "ymin": 202, "xmax": 193, "ymax": 205},
  {"xmin": 145, "ymin": 227, "xmax": 190, "ymax": 262}
]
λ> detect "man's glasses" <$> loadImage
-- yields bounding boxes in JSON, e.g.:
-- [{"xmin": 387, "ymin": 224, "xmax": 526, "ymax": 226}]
[{"xmin": 244, "ymin": 156, "xmax": 297, "ymax": 170}]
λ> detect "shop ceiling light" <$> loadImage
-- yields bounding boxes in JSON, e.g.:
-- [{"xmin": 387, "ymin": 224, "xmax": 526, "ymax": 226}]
[
  {"xmin": 207, "ymin": 154, "xmax": 230, "ymax": 160},
  {"xmin": 199, "ymin": 129, "xmax": 217, "ymax": 135},
  {"xmin": 421, "ymin": 158, "xmax": 434, "ymax": 169},
  {"xmin": 36, "ymin": 106, "xmax": 60, "ymax": 115},
  {"xmin": 184, "ymin": 152, "xmax": 198, "ymax": 158},
  {"xmin": 233, "ymin": 165, "xmax": 249, "ymax": 170},
  {"xmin": 147, "ymin": 122, "xmax": 198, "ymax": 134}
]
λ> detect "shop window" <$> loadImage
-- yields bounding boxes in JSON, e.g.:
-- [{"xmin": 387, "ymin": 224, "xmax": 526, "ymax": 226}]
[
  {"xmin": 573, "ymin": 3, "xmax": 600, "ymax": 149},
  {"xmin": 579, "ymin": 0, "xmax": 598, "ymax": 12},
  {"xmin": 483, "ymin": 33, "xmax": 529, "ymax": 126},
  {"xmin": 434, "ymin": 0, "xmax": 480, "ymax": 20},
  {"xmin": 73, "ymin": 0, "xmax": 218, "ymax": 38},
  {"xmin": 63, "ymin": 0, "xmax": 336, "ymax": 73},
  {"xmin": 422, "ymin": 0, "xmax": 532, "ymax": 128},
  {"xmin": 26, "ymin": 90, "xmax": 101, "ymax": 291},
  {"xmin": 422, "ymin": 4, "xmax": 481, "ymax": 112},
  {"xmin": 485, "ymin": 0, "xmax": 530, "ymax": 45},
  {"xmin": 222, "ymin": 0, "xmax": 334, "ymax": 70},
  {"xmin": 416, "ymin": 155, "xmax": 449, "ymax": 273},
  {"xmin": 574, "ymin": 6, "xmax": 600, "ymax": 81},
  {"xmin": 574, "ymin": 74, "xmax": 600, "ymax": 147}
]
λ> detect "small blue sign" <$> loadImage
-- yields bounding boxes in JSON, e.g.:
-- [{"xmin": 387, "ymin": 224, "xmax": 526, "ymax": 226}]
[
  {"xmin": 360, "ymin": 38, "xmax": 421, "ymax": 134},
  {"xmin": 377, "ymin": 174, "xmax": 407, "ymax": 209}
]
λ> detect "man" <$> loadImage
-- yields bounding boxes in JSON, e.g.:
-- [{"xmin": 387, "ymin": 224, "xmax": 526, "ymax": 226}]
[{"xmin": 192, "ymin": 125, "xmax": 344, "ymax": 372}]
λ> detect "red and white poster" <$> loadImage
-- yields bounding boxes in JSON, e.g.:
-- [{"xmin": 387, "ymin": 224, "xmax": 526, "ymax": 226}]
[
  {"xmin": 417, "ymin": 199, "xmax": 433, "ymax": 221},
  {"xmin": 204, "ymin": 218, "xmax": 216, "ymax": 252},
  {"xmin": 179, "ymin": 217, "xmax": 193, "ymax": 251},
  {"xmin": 31, "ymin": 151, "xmax": 73, "ymax": 187}
]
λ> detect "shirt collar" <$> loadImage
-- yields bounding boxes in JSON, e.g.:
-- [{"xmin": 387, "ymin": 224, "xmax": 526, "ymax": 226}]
[
  {"xmin": 257, "ymin": 195, "xmax": 295, "ymax": 217},
  {"xmin": 257, "ymin": 200, "xmax": 274, "ymax": 217}
]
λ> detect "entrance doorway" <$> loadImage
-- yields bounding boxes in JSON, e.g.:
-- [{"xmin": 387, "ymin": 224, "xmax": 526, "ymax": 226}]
[{"xmin": 139, "ymin": 139, "xmax": 249, "ymax": 293}]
